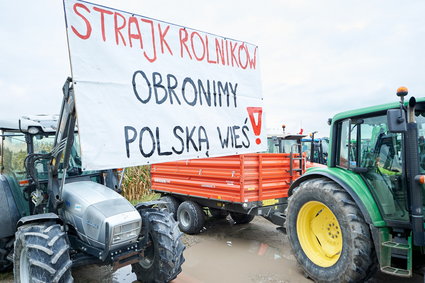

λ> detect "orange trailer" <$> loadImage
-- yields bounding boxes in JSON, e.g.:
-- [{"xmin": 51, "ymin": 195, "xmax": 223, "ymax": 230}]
[{"xmin": 152, "ymin": 152, "xmax": 306, "ymax": 234}]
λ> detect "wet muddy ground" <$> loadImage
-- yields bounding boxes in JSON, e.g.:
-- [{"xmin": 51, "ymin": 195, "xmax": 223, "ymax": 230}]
[
  {"xmin": 72, "ymin": 216, "xmax": 425, "ymax": 282},
  {"xmin": 1, "ymin": 216, "xmax": 424, "ymax": 282}
]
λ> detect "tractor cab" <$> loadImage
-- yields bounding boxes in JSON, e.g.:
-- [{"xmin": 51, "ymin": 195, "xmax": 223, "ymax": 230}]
[
  {"xmin": 328, "ymin": 87, "xmax": 425, "ymax": 276},
  {"xmin": 335, "ymin": 114, "xmax": 408, "ymax": 221},
  {"xmin": 0, "ymin": 115, "xmax": 102, "ymax": 182},
  {"xmin": 1, "ymin": 116, "xmax": 57, "ymax": 180},
  {"xmin": 333, "ymin": 95, "xmax": 425, "ymax": 226},
  {"xmin": 267, "ymin": 133, "xmax": 306, "ymax": 154},
  {"xmin": 266, "ymin": 125, "xmax": 328, "ymax": 165},
  {"xmin": 0, "ymin": 115, "xmax": 120, "ymax": 233},
  {"xmin": 301, "ymin": 136, "xmax": 329, "ymax": 165}
]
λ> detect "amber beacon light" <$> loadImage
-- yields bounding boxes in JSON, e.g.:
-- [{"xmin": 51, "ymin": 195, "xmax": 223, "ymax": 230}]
[{"xmin": 396, "ymin": 86, "xmax": 408, "ymax": 97}]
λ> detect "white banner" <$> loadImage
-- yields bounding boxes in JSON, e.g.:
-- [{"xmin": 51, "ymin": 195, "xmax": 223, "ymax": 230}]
[{"xmin": 64, "ymin": 0, "xmax": 266, "ymax": 170}]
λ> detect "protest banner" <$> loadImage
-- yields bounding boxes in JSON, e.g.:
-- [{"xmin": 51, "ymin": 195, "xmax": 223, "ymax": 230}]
[{"xmin": 64, "ymin": 0, "xmax": 266, "ymax": 170}]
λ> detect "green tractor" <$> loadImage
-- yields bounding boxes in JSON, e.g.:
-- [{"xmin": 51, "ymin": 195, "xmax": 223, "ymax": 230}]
[
  {"xmin": 286, "ymin": 87, "xmax": 425, "ymax": 281},
  {"xmin": 0, "ymin": 78, "xmax": 184, "ymax": 282}
]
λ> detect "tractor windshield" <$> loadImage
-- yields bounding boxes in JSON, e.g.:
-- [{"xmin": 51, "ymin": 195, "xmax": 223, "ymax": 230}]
[
  {"xmin": 32, "ymin": 133, "xmax": 89, "ymax": 180},
  {"xmin": 267, "ymin": 137, "xmax": 298, "ymax": 153},
  {"xmin": 0, "ymin": 130, "xmax": 87, "ymax": 182}
]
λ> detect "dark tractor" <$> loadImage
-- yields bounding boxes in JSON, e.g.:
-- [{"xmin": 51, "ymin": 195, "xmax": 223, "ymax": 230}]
[{"xmin": 0, "ymin": 78, "xmax": 184, "ymax": 282}]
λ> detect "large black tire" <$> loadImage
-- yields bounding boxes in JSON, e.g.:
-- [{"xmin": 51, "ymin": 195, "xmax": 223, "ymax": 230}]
[
  {"xmin": 286, "ymin": 178, "xmax": 377, "ymax": 282},
  {"xmin": 132, "ymin": 208, "xmax": 185, "ymax": 283},
  {"xmin": 14, "ymin": 222, "xmax": 73, "ymax": 283},
  {"xmin": 229, "ymin": 212, "xmax": 255, "ymax": 224},
  {"xmin": 177, "ymin": 201, "xmax": 205, "ymax": 235},
  {"xmin": 157, "ymin": 196, "xmax": 180, "ymax": 220},
  {"xmin": 0, "ymin": 237, "xmax": 13, "ymax": 272}
]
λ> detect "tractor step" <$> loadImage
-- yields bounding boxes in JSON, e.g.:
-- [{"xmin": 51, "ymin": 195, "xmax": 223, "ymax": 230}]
[
  {"xmin": 380, "ymin": 266, "xmax": 411, "ymax": 277},
  {"xmin": 381, "ymin": 241, "xmax": 410, "ymax": 250},
  {"xmin": 379, "ymin": 234, "xmax": 412, "ymax": 278}
]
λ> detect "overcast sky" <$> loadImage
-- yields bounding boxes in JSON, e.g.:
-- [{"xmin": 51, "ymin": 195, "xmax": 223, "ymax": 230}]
[{"xmin": 1, "ymin": 0, "xmax": 424, "ymax": 137}]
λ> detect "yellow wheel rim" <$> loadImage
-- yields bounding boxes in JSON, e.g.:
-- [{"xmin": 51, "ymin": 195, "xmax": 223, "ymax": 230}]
[{"xmin": 296, "ymin": 201, "xmax": 342, "ymax": 267}]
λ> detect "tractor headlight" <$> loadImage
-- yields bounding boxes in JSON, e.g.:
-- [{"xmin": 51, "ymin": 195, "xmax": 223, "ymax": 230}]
[
  {"xmin": 28, "ymin": 126, "xmax": 40, "ymax": 135},
  {"xmin": 112, "ymin": 221, "xmax": 141, "ymax": 244}
]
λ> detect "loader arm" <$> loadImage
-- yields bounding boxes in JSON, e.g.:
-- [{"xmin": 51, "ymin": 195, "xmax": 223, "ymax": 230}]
[{"xmin": 47, "ymin": 77, "xmax": 77, "ymax": 211}]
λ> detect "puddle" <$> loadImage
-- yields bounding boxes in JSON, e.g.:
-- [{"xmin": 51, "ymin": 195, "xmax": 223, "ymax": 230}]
[
  {"xmin": 178, "ymin": 237, "xmax": 307, "ymax": 283},
  {"xmin": 73, "ymin": 237, "xmax": 300, "ymax": 283},
  {"xmin": 112, "ymin": 265, "xmax": 136, "ymax": 283}
]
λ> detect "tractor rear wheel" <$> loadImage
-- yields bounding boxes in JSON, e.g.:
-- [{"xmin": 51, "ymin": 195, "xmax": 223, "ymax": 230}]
[
  {"xmin": 14, "ymin": 222, "xmax": 73, "ymax": 283},
  {"xmin": 132, "ymin": 208, "xmax": 185, "ymax": 283},
  {"xmin": 286, "ymin": 178, "xmax": 377, "ymax": 282}
]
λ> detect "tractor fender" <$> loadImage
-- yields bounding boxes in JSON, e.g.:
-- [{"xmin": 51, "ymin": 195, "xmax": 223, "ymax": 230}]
[
  {"xmin": 135, "ymin": 200, "xmax": 167, "ymax": 210},
  {"xmin": 289, "ymin": 170, "xmax": 385, "ymax": 226},
  {"xmin": 17, "ymin": 213, "xmax": 62, "ymax": 228},
  {"xmin": 0, "ymin": 175, "xmax": 22, "ymax": 238}
]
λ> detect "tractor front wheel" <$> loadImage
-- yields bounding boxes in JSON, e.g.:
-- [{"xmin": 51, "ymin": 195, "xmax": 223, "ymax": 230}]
[
  {"xmin": 14, "ymin": 222, "xmax": 73, "ymax": 283},
  {"xmin": 286, "ymin": 178, "xmax": 377, "ymax": 282},
  {"xmin": 132, "ymin": 208, "xmax": 185, "ymax": 283}
]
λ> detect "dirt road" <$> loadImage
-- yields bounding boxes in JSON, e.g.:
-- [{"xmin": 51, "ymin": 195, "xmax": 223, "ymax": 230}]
[{"xmin": 71, "ymin": 216, "xmax": 423, "ymax": 283}]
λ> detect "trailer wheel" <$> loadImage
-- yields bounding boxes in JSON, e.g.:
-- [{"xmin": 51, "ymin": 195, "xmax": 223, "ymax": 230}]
[
  {"xmin": 230, "ymin": 212, "xmax": 255, "ymax": 224},
  {"xmin": 209, "ymin": 208, "xmax": 229, "ymax": 219},
  {"xmin": 14, "ymin": 222, "xmax": 73, "ymax": 283},
  {"xmin": 286, "ymin": 178, "xmax": 377, "ymax": 282},
  {"xmin": 132, "ymin": 208, "xmax": 185, "ymax": 283},
  {"xmin": 158, "ymin": 195, "xmax": 180, "ymax": 220},
  {"xmin": 177, "ymin": 201, "xmax": 205, "ymax": 234}
]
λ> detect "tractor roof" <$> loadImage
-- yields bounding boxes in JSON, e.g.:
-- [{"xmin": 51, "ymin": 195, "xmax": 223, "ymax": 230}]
[
  {"xmin": 332, "ymin": 97, "xmax": 425, "ymax": 123},
  {"xmin": 0, "ymin": 115, "xmax": 59, "ymax": 133}
]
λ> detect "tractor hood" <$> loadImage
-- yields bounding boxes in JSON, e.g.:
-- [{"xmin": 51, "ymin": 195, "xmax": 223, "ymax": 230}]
[{"xmin": 62, "ymin": 181, "xmax": 141, "ymax": 250}]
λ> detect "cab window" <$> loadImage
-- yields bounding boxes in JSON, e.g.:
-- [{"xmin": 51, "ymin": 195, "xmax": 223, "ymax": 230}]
[{"xmin": 1, "ymin": 131, "xmax": 27, "ymax": 180}]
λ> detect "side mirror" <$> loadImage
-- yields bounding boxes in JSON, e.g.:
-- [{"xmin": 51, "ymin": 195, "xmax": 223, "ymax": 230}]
[{"xmin": 387, "ymin": 109, "xmax": 407, "ymax": 133}]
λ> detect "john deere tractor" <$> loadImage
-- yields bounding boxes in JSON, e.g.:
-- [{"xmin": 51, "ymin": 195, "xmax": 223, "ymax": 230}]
[
  {"xmin": 0, "ymin": 78, "xmax": 184, "ymax": 282},
  {"xmin": 286, "ymin": 87, "xmax": 425, "ymax": 282}
]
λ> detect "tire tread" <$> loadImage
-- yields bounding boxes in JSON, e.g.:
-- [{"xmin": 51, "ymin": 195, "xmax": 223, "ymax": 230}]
[
  {"xmin": 286, "ymin": 178, "xmax": 377, "ymax": 283},
  {"xmin": 132, "ymin": 208, "xmax": 185, "ymax": 283},
  {"xmin": 14, "ymin": 223, "xmax": 73, "ymax": 283}
]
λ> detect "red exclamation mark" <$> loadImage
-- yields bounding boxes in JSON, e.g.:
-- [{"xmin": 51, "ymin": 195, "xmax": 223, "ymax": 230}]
[{"xmin": 247, "ymin": 107, "xmax": 263, "ymax": 145}]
